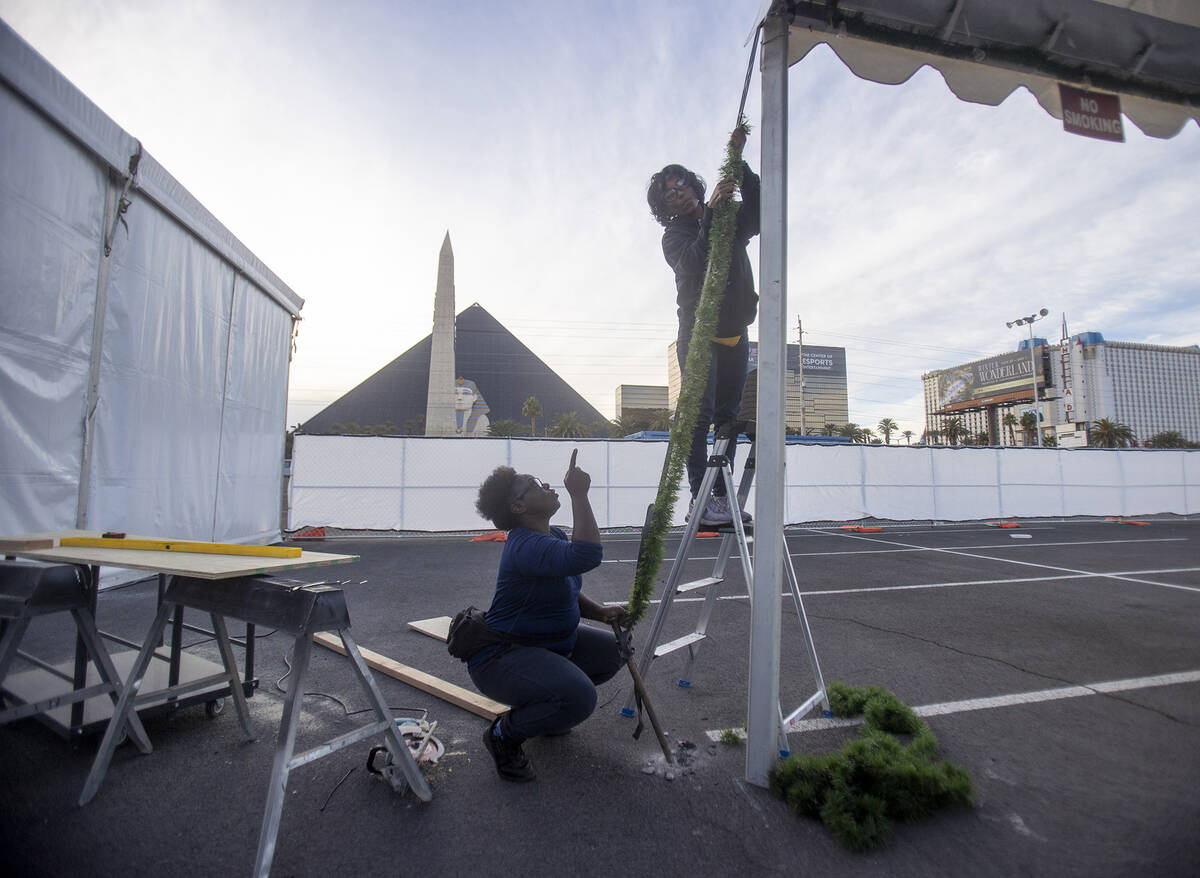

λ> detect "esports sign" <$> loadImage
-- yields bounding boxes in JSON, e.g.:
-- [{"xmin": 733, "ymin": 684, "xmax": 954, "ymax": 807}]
[{"xmin": 748, "ymin": 342, "xmax": 847, "ymax": 378}]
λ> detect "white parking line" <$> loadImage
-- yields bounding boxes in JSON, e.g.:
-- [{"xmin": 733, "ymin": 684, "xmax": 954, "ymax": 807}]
[
  {"xmin": 826, "ymin": 530, "xmax": 1200, "ymax": 595},
  {"xmin": 641, "ymin": 565, "xmax": 1200, "ymax": 604},
  {"xmin": 600, "ymin": 536, "xmax": 1184, "ymax": 562},
  {"xmin": 704, "ymin": 668, "xmax": 1200, "ymax": 739}
]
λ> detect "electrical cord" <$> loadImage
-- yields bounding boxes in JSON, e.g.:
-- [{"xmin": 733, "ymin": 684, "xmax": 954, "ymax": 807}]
[
  {"xmin": 181, "ymin": 627, "xmax": 278, "ymax": 650},
  {"xmin": 275, "ymin": 645, "xmax": 429, "ymax": 720}
]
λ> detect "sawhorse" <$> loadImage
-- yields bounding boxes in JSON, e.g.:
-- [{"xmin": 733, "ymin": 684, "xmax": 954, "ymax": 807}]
[{"xmin": 79, "ymin": 575, "xmax": 431, "ymax": 878}]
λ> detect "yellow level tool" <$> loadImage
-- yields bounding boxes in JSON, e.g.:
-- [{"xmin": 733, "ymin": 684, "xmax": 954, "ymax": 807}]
[{"xmin": 60, "ymin": 537, "xmax": 301, "ymax": 559}]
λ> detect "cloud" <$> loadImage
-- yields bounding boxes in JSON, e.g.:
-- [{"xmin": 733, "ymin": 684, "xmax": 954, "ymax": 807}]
[{"xmin": 4, "ymin": 0, "xmax": 1197, "ymax": 438}]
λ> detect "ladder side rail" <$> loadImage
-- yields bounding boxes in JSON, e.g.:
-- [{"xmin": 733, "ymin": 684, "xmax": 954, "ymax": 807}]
[
  {"xmin": 782, "ymin": 546, "xmax": 830, "ymax": 715},
  {"xmin": 634, "ymin": 453, "xmax": 726, "ymax": 666},
  {"xmin": 623, "ymin": 460, "xmax": 724, "ymax": 714},
  {"xmin": 632, "ymin": 490, "xmax": 708, "ymax": 679},
  {"xmin": 676, "ymin": 531, "xmax": 737, "ymax": 686},
  {"xmin": 734, "ymin": 434, "xmax": 757, "ymax": 516},
  {"xmin": 679, "ymin": 459, "xmax": 752, "ymax": 683}
]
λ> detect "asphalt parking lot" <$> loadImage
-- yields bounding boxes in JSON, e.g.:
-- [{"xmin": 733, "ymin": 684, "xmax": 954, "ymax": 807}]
[{"xmin": 2, "ymin": 518, "xmax": 1198, "ymax": 877}]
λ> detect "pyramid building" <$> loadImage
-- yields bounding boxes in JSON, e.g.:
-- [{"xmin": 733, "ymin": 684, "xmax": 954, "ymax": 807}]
[{"xmin": 299, "ymin": 296, "xmax": 606, "ymax": 436}]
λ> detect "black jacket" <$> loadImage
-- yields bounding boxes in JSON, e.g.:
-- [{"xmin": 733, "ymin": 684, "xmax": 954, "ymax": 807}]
[{"xmin": 661, "ymin": 161, "xmax": 760, "ymax": 340}]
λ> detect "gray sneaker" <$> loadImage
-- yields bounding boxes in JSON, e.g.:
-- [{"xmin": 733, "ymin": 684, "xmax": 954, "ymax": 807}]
[{"xmin": 700, "ymin": 495, "xmax": 734, "ymax": 526}]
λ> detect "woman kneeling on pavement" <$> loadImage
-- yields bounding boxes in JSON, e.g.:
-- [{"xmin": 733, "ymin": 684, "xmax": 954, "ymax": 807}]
[{"xmin": 469, "ymin": 449, "xmax": 627, "ymax": 782}]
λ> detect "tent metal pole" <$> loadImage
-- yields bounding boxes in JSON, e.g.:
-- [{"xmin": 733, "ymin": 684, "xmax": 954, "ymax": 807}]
[
  {"xmin": 746, "ymin": 10, "xmax": 788, "ymax": 788},
  {"xmin": 76, "ymin": 173, "xmax": 120, "ymax": 529}
]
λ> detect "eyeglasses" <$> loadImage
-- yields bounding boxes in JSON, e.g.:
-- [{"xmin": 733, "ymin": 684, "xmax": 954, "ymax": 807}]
[
  {"xmin": 662, "ymin": 178, "xmax": 689, "ymax": 203},
  {"xmin": 513, "ymin": 477, "xmax": 548, "ymax": 502}
]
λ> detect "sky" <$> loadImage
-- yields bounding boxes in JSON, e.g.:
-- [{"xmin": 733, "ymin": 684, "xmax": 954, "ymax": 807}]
[{"xmin": 4, "ymin": 0, "xmax": 1198, "ymax": 440}]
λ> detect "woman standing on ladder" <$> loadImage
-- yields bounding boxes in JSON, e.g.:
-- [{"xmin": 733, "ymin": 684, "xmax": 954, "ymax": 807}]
[{"xmin": 647, "ymin": 125, "xmax": 760, "ymax": 528}]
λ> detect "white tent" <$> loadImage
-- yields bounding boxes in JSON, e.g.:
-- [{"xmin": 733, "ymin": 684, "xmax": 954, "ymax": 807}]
[
  {"xmin": 0, "ymin": 21, "xmax": 302, "ymax": 564},
  {"xmin": 747, "ymin": 0, "xmax": 1200, "ymax": 784}
]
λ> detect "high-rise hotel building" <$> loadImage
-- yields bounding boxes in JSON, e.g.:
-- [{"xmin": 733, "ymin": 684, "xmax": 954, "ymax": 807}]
[{"xmin": 923, "ymin": 329, "xmax": 1200, "ymax": 445}]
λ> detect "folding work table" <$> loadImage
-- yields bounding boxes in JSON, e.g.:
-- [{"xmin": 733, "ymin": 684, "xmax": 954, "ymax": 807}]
[
  {"xmin": 0, "ymin": 530, "xmax": 356, "ymax": 740},
  {"xmin": 2, "ymin": 531, "xmax": 433, "ymax": 876}
]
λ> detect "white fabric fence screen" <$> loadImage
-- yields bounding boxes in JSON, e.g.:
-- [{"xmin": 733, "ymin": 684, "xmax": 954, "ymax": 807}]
[{"xmin": 289, "ymin": 436, "xmax": 1199, "ymax": 532}]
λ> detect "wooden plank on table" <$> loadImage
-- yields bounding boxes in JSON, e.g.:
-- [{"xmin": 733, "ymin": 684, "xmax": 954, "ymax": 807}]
[
  {"xmin": 312, "ymin": 631, "xmax": 508, "ymax": 720},
  {"xmin": 60, "ymin": 537, "xmax": 301, "ymax": 558},
  {"xmin": 0, "ymin": 531, "xmax": 64, "ymax": 553},
  {"xmin": 407, "ymin": 616, "xmax": 452, "ymax": 642}
]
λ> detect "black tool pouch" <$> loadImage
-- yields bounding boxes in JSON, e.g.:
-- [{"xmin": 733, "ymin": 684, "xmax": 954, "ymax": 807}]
[{"xmin": 446, "ymin": 606, "xmax": 506, "ymax": 660}]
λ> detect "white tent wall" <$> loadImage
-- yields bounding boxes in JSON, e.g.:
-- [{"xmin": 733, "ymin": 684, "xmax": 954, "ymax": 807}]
[
  {"xmin": 214, "ymin": 274, "xmax": 296, "ymax": 543},
  {"xmin": 0, "ymin": 78, "xmax": 103, "ymax": 533},
  {"xmin": 0, "ymin": 21, "xmax": 301, "ymax": 558},
  {"xmin": 289, "ymin": 435, "xmax": 1197, "ymax": 532}
]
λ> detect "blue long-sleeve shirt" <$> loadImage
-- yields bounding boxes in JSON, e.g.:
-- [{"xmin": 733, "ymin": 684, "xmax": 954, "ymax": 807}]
[{"xmin": 468, "ymin": 526, "xmax": 603, "ymax": 667}]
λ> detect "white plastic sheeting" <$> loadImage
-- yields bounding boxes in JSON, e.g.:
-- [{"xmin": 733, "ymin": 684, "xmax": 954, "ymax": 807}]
[
  {"xmin": 289, "ymin": 435, "xmax": 1198, "ymax": 532},
  {"xmin": 0, "ymin": 22, "xmax": 301, "ymax": 552}
]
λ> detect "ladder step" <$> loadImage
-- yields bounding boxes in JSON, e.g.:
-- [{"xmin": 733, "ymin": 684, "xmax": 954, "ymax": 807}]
[
  {"xmin": 654, "ymin": 632, "xmax": 706, "ymax": 657},
  {"xmin": 677, "ymin": 576, "xmax": 722, "ymax": 594}
]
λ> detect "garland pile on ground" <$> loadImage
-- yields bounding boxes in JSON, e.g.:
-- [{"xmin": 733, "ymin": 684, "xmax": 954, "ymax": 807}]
[
  {"xmin": 768, "ymin": 682, "xmax": 974, "ymax": 851},
  {"xmin": 627, "ymin": 122, "xmax": 750, "ymax": 625}
]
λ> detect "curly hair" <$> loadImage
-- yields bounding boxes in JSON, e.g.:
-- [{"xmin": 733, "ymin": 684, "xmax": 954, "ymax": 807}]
[
  {"xmin": 647, "ymin": 164, "xmax": 706, "ymax": 227},
  {"xmin": 475, "ymin": 465, "xmax": 520, "ymax": 530}
]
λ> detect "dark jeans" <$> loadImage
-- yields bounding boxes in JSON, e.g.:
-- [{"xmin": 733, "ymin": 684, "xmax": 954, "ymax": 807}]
[
  {"xmin": 468, "ymin": 625, "xmax": 622, "ymax": 741},
  {"xmin": 676, "ymin": 333, "xmax": 750, "ymax": 498}
]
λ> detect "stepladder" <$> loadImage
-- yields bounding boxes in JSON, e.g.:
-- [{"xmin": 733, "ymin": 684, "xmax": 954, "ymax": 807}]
[{"xmin": 623, "ymin": 421, "xmax": 831, "ymax": 755}]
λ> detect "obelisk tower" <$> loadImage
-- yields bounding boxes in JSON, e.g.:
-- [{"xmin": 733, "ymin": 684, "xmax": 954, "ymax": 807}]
[{"xmin": 424, "ymin": 232, "xmax": 457, "ymax": 436}]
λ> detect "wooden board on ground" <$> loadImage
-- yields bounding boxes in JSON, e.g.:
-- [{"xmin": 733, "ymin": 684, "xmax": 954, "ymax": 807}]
[
  {"xmin": 312, "ymin": 631, "xmax": 508, "ymax": 720},
  {"xmin": 407, "ymin": 616, "xmax": 452, "ymax": 642}
]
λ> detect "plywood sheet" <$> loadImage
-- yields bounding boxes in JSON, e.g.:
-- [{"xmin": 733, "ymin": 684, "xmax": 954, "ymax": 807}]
[
  {"xmin": 0, "ymin": 530, "xmax": 356, "ymax": 579},
  {"xmin": 407, "ymin": 616, "xmax": 452, "ymax": 641}
]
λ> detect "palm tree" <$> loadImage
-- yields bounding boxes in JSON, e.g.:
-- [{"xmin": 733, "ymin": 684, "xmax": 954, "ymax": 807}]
[
  {"xmin": 1019, "ymin": 412, "xmax": 1039, "ymax": 446},
  {"xmin": 858, "ymin": 427, "xmax": 876, "ymax": 444},
  {"xmin": 820, "ymin": 423, "xmax": 839, "ymax": 437},
  {"xmin": 1002, "ymin": 412, "xmax": 1018, "ymax": 446},
  {"xmin": 522, "ymin": 396, "xmax": 542, "ymax": 437},
  {"xmin": 647, "ymin": 408, "xmax": 673, "ymax": 431},
  {"xmin": 487, "ymin": 419, "xmax": 528, "ymax": 437},
  {"xmin": 877, "ymin": 418, "xmax": 898, "ymax": 445},
  {"xmin": 1146, "ymin": 430, "xmax": 1184, "ymax": 448},
  {"xmin": 975, "ymin": 431, "xmax": 990, "ymax": 446},
  {"xmin": 1089, "ymin": 418, "xmax": 1134, "ymax": 448},
  {"xmin": 901, "ymin": 430, "xmax": 914, "ymax": 445},
  {"xmin": 549, "ymin": 411, "xmax": 588, "ymax": 438},
  {"xmin": 609, "ymin": 414, "xmax": 644, "ymax": 438},
  {"xmin": 942, "ymin": 417, "xmax": 966, "ymax": 446}
]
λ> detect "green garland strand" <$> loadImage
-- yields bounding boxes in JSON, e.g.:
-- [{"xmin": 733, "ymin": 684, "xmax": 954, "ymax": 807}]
[
  {"xmin": 768, "ymin": 682, "xmax": 974, "ymax": 851},
  {"xmin": 626, "ymin": 122, "xmax": 750, "ymax": 626}
]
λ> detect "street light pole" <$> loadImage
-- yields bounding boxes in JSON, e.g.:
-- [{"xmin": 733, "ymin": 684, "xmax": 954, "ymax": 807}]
[{"xmin": 1006, "ymin": 308, "xmax": 1049, "ymax": 447}]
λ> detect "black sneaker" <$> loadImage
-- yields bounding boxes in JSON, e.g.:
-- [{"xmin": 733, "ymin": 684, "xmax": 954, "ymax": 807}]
[{"xmin": 482, "ymin": 720, "xmax": 536, "ymax": 782}]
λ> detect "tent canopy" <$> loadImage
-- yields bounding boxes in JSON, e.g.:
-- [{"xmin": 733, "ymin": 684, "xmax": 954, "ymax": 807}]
[
  {"xmin": 742, "ymin": 1, "xmax": 1198, "ymax": 787},
  {"xmin": 763, "ymin": 0, "xmax": 1200, "ymax": 138}
]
